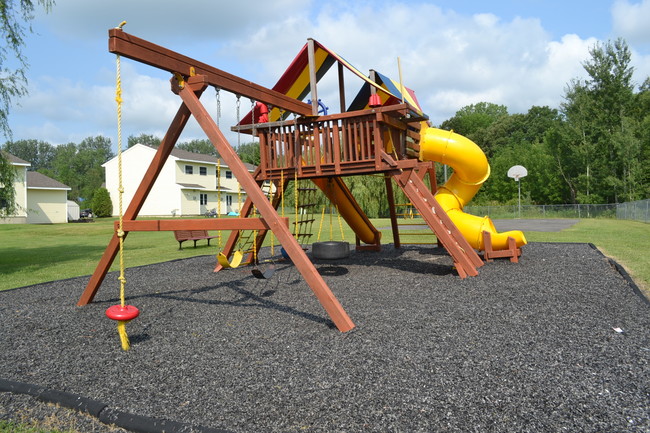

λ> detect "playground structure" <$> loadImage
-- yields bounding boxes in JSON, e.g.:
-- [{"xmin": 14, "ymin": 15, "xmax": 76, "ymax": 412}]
[{"xmin": 77, "ymin": 29, "xmax": 526, "ymax": 333}]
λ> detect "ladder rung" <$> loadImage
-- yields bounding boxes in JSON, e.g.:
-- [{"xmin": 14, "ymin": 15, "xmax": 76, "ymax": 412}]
[{"xmin": 293, "ymin": 219, "xmax": 315, "ymax": 225}]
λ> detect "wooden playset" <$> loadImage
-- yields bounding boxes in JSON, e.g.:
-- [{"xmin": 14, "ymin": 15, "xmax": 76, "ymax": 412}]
[{"xmin": 78, "ymin": 28, "xmax": 525, "ymax": 334}]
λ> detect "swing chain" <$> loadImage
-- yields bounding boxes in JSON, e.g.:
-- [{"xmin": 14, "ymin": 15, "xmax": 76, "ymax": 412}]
[
  {"xmin": 215, "ymin": 87, "xmax": 221, "ymax": 127},
  {"xmin": 235, "ymin": 95, "xmax": 241, "ymax": 147},
  {"xmin": 250, "ymin": 98, "xmax": 256, "ymax": 136}
]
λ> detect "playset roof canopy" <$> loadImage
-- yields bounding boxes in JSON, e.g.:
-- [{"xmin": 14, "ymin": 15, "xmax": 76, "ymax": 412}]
[{"xmin": 238, "ymin": 39, "xmax": 426, "ymax": 125}]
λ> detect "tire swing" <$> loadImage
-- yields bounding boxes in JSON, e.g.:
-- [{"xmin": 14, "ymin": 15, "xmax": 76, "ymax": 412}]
[
  {"xmin": 105, "ymin": 21, "xmax": 139, "ymax": 351},
  {"xmin": 312, "ymin": 180, "xmax": 349, "ymax": 260}
]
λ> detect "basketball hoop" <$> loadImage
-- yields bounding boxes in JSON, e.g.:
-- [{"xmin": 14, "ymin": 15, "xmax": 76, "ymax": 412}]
[{"xmin": 508, "ymin": 165, "xmax": 528, "ymax": 218}]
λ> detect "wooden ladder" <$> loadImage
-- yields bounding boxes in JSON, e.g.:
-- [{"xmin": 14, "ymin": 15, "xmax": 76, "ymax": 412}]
[{"xmin": 391, "ymin": 168, "xmax": 484, "ymax": 278}]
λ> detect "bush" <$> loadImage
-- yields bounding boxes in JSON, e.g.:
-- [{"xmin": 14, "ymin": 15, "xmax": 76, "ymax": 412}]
[{"xmin": 91, "ymin": 187, "xmax": 112, "ymax": 217}]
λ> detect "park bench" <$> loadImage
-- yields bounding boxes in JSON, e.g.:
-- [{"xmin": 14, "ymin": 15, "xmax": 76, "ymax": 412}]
[{"xmin": 174, "ymin": 230, "xmax": 219, "ymax": 250}]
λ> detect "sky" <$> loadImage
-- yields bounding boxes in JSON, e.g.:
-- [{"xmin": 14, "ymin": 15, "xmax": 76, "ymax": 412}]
[{"xmin": 7, "ymin": 0, "xmax": 650, "ymax": 152}]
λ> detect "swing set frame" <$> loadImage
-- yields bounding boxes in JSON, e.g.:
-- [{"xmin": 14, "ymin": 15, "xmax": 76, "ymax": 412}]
[{"xmin": 77, "ymin": 28, "xmax": 355, "ymax": 332}]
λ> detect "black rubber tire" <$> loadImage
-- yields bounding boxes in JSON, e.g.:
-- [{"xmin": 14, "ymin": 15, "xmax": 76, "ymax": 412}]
[{"xmin": 312, "ymin": 241, "xmax": 350, "ymax": 260}]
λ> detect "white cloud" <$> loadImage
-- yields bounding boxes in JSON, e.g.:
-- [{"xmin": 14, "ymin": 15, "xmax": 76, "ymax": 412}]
[
  {"xmin": 229, "ymin": 3, "xmax": 599, "ymax": 124},
  {"xmin": 612, "ymin": 0, "xmax": 650, "ymax": 47},
  {"xmin": 18, "ymin": 0, "xmax": 650, "ymax": 149}
]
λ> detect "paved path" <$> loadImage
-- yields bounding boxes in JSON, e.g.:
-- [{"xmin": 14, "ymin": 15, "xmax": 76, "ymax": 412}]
[{"xmin": 492, "ymin": 218, "xmax": 580, "ymax": 232}]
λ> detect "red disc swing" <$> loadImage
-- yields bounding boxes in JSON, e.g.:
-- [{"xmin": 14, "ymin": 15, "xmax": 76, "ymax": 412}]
[{"xmin": 106, "ymin": 21, "xmax": 139, "ymax": 351}]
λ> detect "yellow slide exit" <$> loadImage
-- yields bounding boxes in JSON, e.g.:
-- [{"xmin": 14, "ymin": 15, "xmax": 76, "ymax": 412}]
[{"xmin": 419, "ymin": 127, "xmax": 527, "ymax": 251}]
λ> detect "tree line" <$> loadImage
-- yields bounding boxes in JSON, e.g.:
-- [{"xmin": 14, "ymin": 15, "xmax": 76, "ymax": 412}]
[
  {"xmin": 1, "ymin": 38, "xmax": 648, "ymax": 218},
  {"xmin": 0, "ymin": 135, "xmax": 231, "ymax": 206},
  {"xmin": 447, "ymin": 38, "xmax": 649, "ymax": 207}
]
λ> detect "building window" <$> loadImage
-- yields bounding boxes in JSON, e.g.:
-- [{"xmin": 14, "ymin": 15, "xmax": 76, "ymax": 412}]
[
  {"xmin": 200, "ymin": 193, "xmax": 208, "ymax": 205},
  {"xmin": 225, "ymin": 170, "xmax": 233, "ymax": 179},
  {"xmin": 199, "ymin": 166, "xmax": 207, "ymax": 176},
  {"xmin": 226, "ymin": 195, "xmax": 232, "ymax": 207},
  {"xmin": 185, "ymin": 165, "xmax": 193, "ymax": 175}
]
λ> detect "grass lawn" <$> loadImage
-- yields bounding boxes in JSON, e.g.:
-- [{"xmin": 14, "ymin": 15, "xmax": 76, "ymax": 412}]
[{"xmin": 1, "ymin": 217, "xmax": 648, "ymax": 298}]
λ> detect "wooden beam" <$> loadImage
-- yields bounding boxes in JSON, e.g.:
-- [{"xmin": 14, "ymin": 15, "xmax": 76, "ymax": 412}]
[
  {"xmin": 338, "ymin": 62, "xmax": 346, "ymax": 113},
  {"xmin": 384, "ymin": 173, "xmax": 401, "ymax": 248},
  {"xmin": 108, "ymin": 28, "xmax": 312, "ymax": 116},
  {"xmin": 307, "ymin": 38, "xmax": 319, "ymax": 116},
  {"xmin": 118, "ymin": 218, "xmax": 288, "ymax": 232}
]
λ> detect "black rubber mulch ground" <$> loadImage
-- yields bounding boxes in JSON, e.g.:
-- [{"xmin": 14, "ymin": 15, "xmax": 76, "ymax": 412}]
[{"xmin": 1, "ymin": 242, "xmax": 649, "ymax": 433}]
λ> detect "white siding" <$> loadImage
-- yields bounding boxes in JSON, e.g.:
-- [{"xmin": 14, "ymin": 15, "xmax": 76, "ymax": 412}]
[
  {"xmin": 103, "ymin": 144, "xmax": 253, "ymax": 217},
  {"xmin": 13, "ymin": 166, "xmax": 28, "ymax": 218},
  {"xmin": 26, "ymin": 189, "xmax": 68, "ymax": 224},
  {"xmin": 104, "ymin": 145, "xmax": 182, "ymax": 216}
]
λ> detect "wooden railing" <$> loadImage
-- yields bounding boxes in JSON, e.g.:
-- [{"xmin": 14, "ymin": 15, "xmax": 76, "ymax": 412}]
[{"xmin": 248, "ymin": 104, "xmax": 426, "ymax": 180}]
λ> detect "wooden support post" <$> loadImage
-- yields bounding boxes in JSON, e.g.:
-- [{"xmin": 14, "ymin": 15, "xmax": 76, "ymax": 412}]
[
  {"xmin": 482, "ymin": 231, "xmax": 521, "ymax": 263},
  {"xmin": 384, "ymin": 173, "xmax": 401, "ymax": 248},
  {"xmin": 307, "ymin": 38, "xmax": 319, "ymax": 116},
  {"xmin": 179, "ymin": 75, "xmax": 355, "ymax": 332},
  {"xmin": 77, "ymin": 98, "xmax": 195, "ymax": 306},
  {"xmin": 338, "ymin": 62, "xmax": 346, "ymax": 113}
]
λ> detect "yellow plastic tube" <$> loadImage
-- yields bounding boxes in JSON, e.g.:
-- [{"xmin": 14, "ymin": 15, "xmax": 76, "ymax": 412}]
[{"xmin": 419, "ymin": 127, "xmax": 527, "ymax": 250}]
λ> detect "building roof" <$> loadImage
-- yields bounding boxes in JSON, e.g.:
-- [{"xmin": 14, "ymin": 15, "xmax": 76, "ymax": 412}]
[
  {"xmin": 27, "ymin": 171, "xmax": 71, "ymax": 190},
  {"xmin": 2, "ymin": 151, "xmax": 31, "ymax": 166},
  {"xmin": 169, "ymin": 146, "xmax": 219, "ymax": 164}
]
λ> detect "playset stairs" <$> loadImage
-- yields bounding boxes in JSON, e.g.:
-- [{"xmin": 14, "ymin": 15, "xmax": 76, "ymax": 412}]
[{"xmin": 391, "ymin": 168, "xmax": 484, "ymax": 278}]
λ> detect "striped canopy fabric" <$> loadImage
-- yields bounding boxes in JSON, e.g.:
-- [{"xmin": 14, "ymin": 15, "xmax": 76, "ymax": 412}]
[{"xmin": 238, "ymin": 39, "xmax": 425, "ymax": 125}]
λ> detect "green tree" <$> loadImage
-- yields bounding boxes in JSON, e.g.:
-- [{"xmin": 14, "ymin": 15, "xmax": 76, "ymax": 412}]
[
  {"xmin": 91, "ymin": 187, "xmax": 112, "ymax": 217},
  {"xmin": 0, "ymin": 151, "xmax": 16, "ymax": 214},
  {"xmin": 44, "ymin": 136, "xmax": 114, "ymax": 202},
  {"xmin": 236, "ymin": 141, "xmax": 260, "ymax": 165},
  {"xmin": 0, "ymin": 0, "xmax": 55, "ymax": 216},
  {"xmin": 343, "ymin": 175, "xmax": 388, "ymax": 218},
  {"xmin": 128, "ymin": 133, "xmax": 161, "ymax": 148},
  {"xmin": 440, "ymin": 102, "xmax": 509, "ymax": 157},
  {"xmin": 177, "ymin": 138, "xmax": 218, "ymax": 156},
  {"xmin": 2, "ymin": 139, "xmax": 55, "ymax": 171},
  {"xmin": 469, "ymin": 106, "xmax": 564, "ymax": 205},
  {"xmin": 559, "ymin": 38, "xmax": 640, "ymax": 203}
]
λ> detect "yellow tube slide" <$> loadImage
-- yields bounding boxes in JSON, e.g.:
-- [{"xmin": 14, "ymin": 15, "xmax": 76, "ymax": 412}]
[{"xmin": 419, "ymin": 127, "xmax": 527, "ymax": 250}]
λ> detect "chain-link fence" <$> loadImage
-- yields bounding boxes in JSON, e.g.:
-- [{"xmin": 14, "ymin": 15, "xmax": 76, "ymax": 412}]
[
  {"xmin": 616, "ymin": 199, "xmax": 650, "ymax": 223},
  {"xmin": 464, "ymin": 201, "xmax": 649, "ymax": 222}
]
